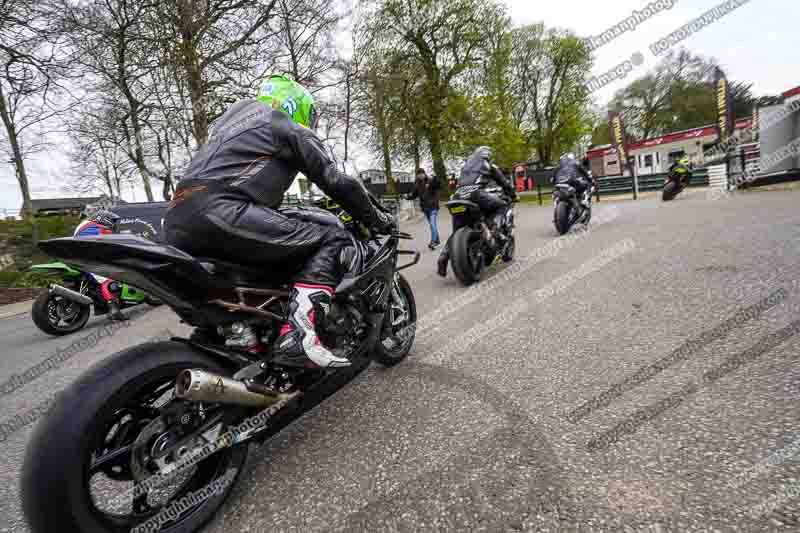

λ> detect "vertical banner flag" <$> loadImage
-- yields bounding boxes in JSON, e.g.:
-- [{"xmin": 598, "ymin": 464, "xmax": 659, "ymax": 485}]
[
  {"xmin": 714, "ymin": 67, "xmax": 734, "ymax": 143},
  {"xmin": 752, "ymin": 104, "xmax": 760, "ymax": 140},
  {"xmin": 608, "ymin": 111, "xmax": 630, "ymax": 174}
]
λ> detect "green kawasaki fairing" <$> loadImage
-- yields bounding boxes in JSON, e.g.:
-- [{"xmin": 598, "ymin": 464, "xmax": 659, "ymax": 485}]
[
  {"xmin": 30, "ymin": 262, "xmax": 147, "ymax": 302},
  {"xmin": 120, "ymin": 284, "xmax": 147, "ymax": 303},
  {"xmin": 28, "ymin": 262, "xmax": 83, "ymax": 277}
]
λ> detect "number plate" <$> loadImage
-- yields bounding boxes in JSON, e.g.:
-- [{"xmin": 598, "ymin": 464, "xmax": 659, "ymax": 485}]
[{"xmin": 449, "ymin": 206, "xmax": 466, "ymax": 214}]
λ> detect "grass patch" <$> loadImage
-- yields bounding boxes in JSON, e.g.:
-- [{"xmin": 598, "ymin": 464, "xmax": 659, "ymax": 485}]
[
  {"xmin": 0, "ymin": 215, "xmax": 80, "ymax": 270},
  {"xmin": 0, "ymin": 271, "xmax": 59, "ymax": 288},
  {"xmin": 518, "ymin": 193, "xmax": 553, "ymax": 206}
]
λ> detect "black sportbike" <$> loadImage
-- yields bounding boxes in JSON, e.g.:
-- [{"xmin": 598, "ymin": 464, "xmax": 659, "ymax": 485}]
[
  {"xmin": 445, "ymin": 186, "xmax": 516, "ymax": 286},
  {"xmin": 21, "ymin": 195, "xmax": 419, "ymax": 533},
  {"xmin": 553, "ymin": 178, "xmax": 593, "ymax": 235}
]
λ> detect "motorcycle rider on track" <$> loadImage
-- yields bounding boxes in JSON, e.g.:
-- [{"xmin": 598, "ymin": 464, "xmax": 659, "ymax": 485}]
[
  {"xmin": 74, "ymin": 207, "xmax": 128, "ymax": 321},
  {"xmin": 668, "ymin": 156, "xmax": 692, "ymax": 187},
  {"xmin": 551, "ymin": 153, "xmax": 594, "ymax": 209},
  {"xmin": 437, "ymin": 146, "xmax": 517, "ymax": 277},
  {"xmin": 164, "ymin": 75, "xmax": 395, "ymax": 370}
]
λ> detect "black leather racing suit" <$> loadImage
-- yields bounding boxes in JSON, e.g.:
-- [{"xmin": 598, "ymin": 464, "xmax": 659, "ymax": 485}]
[
  {"xmin": 164, "ymin": 99, "xmax": 386, "ymax": 287},
  {"xmin": 456, "ymin": 147, "xmax": 517, "ymax": 219},
  {"xmin": 552, "ymin": 158, "xmax": 592, "ymax": 200},
  {"xmin": 438, "ymin": 147, "xmax": 517, "ymax": 270}
]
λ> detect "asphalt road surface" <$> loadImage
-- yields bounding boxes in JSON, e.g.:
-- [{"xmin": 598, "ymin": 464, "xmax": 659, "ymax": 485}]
[{"xmin": 1, "ymin": 188, "xmax": 799, "ymax": 532}]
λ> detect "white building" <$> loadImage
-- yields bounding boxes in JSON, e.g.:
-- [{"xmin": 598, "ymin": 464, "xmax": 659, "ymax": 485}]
[{"xmin": 588, "ymin": 118, "xmax": 754, "ymax": 177}]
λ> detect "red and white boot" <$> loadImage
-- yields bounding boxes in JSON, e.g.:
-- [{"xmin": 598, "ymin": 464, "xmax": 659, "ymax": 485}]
[{"xmin": 271, "ymin": 284, "xmax": 350, "ymax": 368}]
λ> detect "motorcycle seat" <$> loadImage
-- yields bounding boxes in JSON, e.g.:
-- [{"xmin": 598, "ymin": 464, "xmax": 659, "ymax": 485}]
[
  {"xmin": 38, "ymin": 235, "xmax": 294, "ymax": 291},
  {"xmin": 196, "ymin": 257, "xmax": 293, "ymax": 288},
  {"xmin": 446, "ymin": 199, "xmax": 480, "ymax": 209}
]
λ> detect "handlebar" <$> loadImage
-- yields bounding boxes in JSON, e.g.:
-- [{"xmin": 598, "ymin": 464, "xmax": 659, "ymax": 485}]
[{"xmin": 368, "ymin": 190, "xmax": 392, "ymax": 214}]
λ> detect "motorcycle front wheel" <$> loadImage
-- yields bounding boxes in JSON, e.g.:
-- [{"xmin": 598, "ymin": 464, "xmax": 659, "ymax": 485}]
[
  {"xmin": 372, "ymin": 273, "xmax": 417, "ymax": 366},
  {"xmin": 502, "ymin": 235, "xmax": 516, "ymax": 263}
]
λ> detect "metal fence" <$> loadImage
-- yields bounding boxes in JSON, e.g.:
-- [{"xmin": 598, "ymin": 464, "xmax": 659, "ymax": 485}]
[
  {"xmin": 708, "ymin": 165, "xmax": 728, "ymax": 191},
  {"xmin": 597, "ymin": 169, "xmax": 710, "ymax": 197}
]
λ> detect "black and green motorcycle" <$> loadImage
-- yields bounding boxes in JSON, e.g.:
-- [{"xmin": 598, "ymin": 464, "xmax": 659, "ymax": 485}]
[{"xmin": 28, "ymin": 262, "xmax": 154, "ymax": 336}]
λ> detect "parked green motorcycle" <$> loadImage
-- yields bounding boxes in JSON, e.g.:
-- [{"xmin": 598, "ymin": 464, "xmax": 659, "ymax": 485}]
[{"xmin": 28, "ymin": 262, "xmax": 154, "ymax": 336}]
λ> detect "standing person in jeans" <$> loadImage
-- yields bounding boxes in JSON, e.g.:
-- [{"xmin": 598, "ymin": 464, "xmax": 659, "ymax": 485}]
[{"xmin": 407, "ymin": 168, "xmax": 441, "ymax": 250}]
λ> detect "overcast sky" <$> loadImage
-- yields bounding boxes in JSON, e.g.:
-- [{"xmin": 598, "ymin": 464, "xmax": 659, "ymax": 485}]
[{"xmin": 1, "ymin": 0, "xmax": 796, "ymax": 212}]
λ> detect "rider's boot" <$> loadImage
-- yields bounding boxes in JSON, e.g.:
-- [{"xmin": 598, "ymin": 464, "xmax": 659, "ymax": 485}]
[
  {"xmin": 437, "ymin": 247, "xmax": 449, "ymax": 277},
  {"xmin": 581, "ymin": 191, "xmax": 591, "ymax": 209},
  {"xmin": 272, "ymin": 284, "xmax": 350, "ymax": 369},
  {"xmin": 107, "ymin": 300, "xmax": 129, "ymax": 321},
  {"xmin": 101, "ymin": 280, "xmax": 128, "ymax": 321}
]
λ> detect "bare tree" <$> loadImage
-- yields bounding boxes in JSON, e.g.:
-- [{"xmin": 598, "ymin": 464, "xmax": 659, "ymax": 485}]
[
  {"xmin": 61, "ymin": 0, "xmax": 164, "ymax": 201},
  {"xmin": 609, "ymin": 49, "xmax": 718, "ymax": 140},
  {"xmin": 155, "ymin": 0, "xmax": 281, "ymax": 145},
  {"xmin": 274, "ymin": 0, "xmax": 342, "ymax": 90},
  {"xmin": 69, "ymin": 108, "xmax": 135, "ymax": 199},
  {"xmin": 325, "ymin": 12, "xmax": 376, "ymax": 171},
  {"xmin": 0, "ymin": 0, "xmax": 73, "ymax": 215}
]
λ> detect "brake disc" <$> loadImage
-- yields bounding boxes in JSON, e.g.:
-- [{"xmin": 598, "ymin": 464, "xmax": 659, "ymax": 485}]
[
  {"xmin": 55, "ymin": 298, "xmax": 79, "ymax": 320},
  {"xmin": 130, "ymin": 417, "xmax": 170, "ymax": 482}
]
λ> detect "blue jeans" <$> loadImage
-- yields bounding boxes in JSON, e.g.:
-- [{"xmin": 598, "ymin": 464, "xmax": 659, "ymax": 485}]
[{"xmin": 425, "ymin": 209, "xmax": 440, "ymax": 244}]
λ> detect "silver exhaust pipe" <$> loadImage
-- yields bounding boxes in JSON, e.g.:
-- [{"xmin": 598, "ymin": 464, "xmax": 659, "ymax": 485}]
[
  {"xmin": 175, "ymin": 369, "xmax": 278, "ymax": 408},
  {"xmin": 50, "ymin": 285, "xmax": 93, "ymax": 306}
]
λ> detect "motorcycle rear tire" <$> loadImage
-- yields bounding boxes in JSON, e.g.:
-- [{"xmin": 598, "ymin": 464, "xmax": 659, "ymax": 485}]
[
  {"xmin": 554, "ymin": 201, "xmax": 571, "ymax": 236},
  {"xmin": 21, "ymin": 341, "xmax": 248, "ymax": 533},
  {"xmin": 451, "ymin": 227, "xmax": 483, "ymax": 286},
  {"xmin": 31, "ymin": 290, "xmax": 91, "ymax": 336}
]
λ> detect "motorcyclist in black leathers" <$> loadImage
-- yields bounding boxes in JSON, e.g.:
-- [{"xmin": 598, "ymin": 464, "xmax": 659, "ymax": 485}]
[
  {"xmin": 551, "ymin": 153, "xmax": 593, "ymax": 208},
  {"xmin": 437, "ymin": 146, "xmax": 517, "ymax": 277},
  {"xmin": 164, "ymin": 75, "xmax": 395, "ymax": 370}
]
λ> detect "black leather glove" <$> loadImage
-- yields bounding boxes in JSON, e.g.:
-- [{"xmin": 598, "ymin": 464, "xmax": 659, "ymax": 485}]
[{"xmin": 373, "ymin": 210, "xmax": 397, "ymax": 235}]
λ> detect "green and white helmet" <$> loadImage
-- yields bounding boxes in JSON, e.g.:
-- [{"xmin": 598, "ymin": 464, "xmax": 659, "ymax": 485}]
[{"xmin": 257, "ymin": 75, "xmax": 318, "ymax": 130}]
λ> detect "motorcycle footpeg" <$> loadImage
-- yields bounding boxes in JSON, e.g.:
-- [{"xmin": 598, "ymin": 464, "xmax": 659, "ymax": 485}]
[{"xmin": 233, "ymin": 360, "xmax": 267, "ymax": 381}]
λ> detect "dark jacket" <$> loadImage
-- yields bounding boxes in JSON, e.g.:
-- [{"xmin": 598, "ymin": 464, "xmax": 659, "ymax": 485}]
[
  {"xmin": 408, "ymin": 174, "xmax": 441, "ymax": 212},
  {"xmin": 457, "ymin": 147, "xmax": 516, "ymax": 198},
  {"xmin": 552, "ymin": 158, "xmax": 590, "ymax": 184},
  {"xmin": 178, "ymin": 98, "xmax": 381, "ymax": 227}
]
